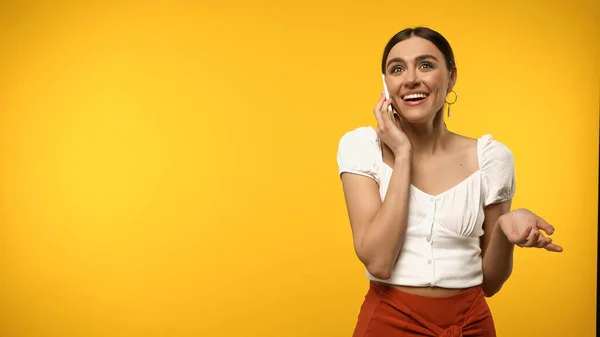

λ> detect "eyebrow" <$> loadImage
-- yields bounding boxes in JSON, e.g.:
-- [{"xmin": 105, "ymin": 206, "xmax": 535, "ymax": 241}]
[{"xmin": 387, "ymin": 54, "xmax": 440, "ymax": 68}]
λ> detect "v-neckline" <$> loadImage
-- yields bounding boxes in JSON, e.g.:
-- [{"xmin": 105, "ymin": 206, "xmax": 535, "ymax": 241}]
[
  {"xmin": 380, "ymin": 161, "xmax": 482, "ymax": 199},
  {"xmin": 377, "ymin": 134, "xmax": 482, "ymax": 199}
]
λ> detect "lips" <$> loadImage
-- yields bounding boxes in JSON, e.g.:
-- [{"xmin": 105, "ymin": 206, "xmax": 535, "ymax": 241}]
[
  {"xmin": 401, "ymin": 92, "xmax": 430, "ymax": 106},
  {"xmin": 402, "ymin": 92, "xmax": 429, "ymax": 101}
]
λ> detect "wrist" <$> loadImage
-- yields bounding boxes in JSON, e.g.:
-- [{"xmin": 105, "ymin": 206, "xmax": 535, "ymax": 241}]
[
  {"xmin": 393, "ymin": 148, "xmax": 412, "ymax": 163},
  {"xmin": 495, "ymin": 215, "xmax": 514, "ymax": 247}
]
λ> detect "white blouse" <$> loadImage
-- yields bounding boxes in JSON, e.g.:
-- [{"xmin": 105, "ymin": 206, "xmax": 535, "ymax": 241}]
[{"xmin": 336, "ymin": 126, "xmax": 516, "ymax": 289}]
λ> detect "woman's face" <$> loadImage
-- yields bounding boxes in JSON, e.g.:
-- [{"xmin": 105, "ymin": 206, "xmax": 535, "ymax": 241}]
[{"xmin": 384, "ymin": 36, "xmax": 456, "ymax": 124}]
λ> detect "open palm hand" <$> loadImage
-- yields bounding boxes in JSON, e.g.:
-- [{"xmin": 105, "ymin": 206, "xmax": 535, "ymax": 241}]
[{"xmin": 499, "ymin": 208, "xmax": 563, "ymax": 252}]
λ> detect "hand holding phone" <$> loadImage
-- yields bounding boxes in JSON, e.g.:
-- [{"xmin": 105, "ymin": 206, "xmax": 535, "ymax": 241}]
[{"xmin": 375, "ymin": 75, "xmax": 411, "ymax": 155}]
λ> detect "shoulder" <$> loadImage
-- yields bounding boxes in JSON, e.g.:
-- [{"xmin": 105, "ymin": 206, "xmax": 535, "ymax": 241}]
[
  {"xmin": 477, "ymin": 134, "xmax": 514, "ymax": 169},
  {"xmin": 337, "ymin": 126, "xmax": 381, "ymax": 156},
  {"xmin": 336, "ymin": 126, "xmax": 381, "ymax": 182},
  {"xmin": 338, "ymin": 126, "xmax": 379, "ymax": 146},
  {"xmin": 477, "ymin": 134, "xmax": 516, "ymax": 205}
]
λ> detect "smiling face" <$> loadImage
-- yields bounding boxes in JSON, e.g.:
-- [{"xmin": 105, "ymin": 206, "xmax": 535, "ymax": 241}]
[{"xmin": 384, "ymin": 36, "xmax": 456, "ymax": 124}]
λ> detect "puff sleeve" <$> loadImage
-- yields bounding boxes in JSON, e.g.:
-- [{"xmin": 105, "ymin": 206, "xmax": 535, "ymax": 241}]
[
  {"xmin": 336, "ymin": 127, "xmax": 381, "ymax": 184},
  {"xmin": 479, "ymin": 135, "xmax": 516, "ymax": 206}
]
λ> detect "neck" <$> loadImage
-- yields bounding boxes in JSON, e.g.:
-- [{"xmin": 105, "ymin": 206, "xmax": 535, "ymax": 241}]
[{"xmin": 400, "ymin": 110, "xmax": 451, "ymax": 156}]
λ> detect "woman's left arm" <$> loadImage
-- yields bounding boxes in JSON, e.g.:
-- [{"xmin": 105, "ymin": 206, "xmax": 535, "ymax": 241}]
[
  {"xmin": 480, "ymin": 204, "xmax": 564, "ymax": 297},
  {"xmin": 480, "ymin": 200, "xmax": 514, "ymax": 297}
]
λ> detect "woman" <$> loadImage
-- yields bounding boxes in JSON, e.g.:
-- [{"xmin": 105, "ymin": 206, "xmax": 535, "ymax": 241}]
[{"xmin": 336, "ymin": 27, "xmax": 563, "ymax": 337}]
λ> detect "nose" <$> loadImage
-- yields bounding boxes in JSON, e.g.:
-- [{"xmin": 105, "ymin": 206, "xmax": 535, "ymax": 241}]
[{"xmin": 404, "ymin": 68, "xmax": 420, "ymax": 88}]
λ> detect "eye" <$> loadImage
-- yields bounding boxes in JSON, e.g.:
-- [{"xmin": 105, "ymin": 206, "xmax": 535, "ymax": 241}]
[
  {"xmin": 419, "ymin": 62, "xmax": 434, "ymax": 69},
  {"xmin": 391, "ymin": 65, "xmax": 405, "ymax": 73}
]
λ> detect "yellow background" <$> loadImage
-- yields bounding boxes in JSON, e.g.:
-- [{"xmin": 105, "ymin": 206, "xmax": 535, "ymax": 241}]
[{"xmin": 1, "ymin": 1, "xmax": 598, "ymax": 336}]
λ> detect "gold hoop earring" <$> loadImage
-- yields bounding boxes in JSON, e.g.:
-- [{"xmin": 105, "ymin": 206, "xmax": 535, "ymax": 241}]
[{"xmin": 445, "ymin": 90, "xmax": 457, "ymax": 117}]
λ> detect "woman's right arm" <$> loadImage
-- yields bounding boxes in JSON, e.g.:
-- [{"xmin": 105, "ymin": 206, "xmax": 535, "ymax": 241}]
[
  {"xmin": 341, "ymin": 153, "xmax": 411, "ymax": 280},
  {"xmin": 340, "ymin": 93, "xmax": 413, "ymax": 280}
]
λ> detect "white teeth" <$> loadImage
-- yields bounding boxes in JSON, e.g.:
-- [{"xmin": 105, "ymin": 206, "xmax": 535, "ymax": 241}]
[{"xmin": 403, "ymin": 93, "xmax": 428, "ymax": 100}]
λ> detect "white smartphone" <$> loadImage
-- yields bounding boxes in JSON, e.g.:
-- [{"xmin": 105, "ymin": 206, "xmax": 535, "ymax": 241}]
[{"xmin": 382, "ymin": 74, "xmax": 395, "ymax": 121}]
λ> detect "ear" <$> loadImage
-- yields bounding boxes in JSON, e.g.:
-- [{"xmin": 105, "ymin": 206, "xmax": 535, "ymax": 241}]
[{"xmin": 447, "ymin": 67, "xmax": 457, "ymax": 93}]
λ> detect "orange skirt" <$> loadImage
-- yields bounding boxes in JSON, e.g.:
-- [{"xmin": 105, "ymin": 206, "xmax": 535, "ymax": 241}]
[{"xmin": 352, "ymin": 281, "xmax": 496, "ymax": 337}]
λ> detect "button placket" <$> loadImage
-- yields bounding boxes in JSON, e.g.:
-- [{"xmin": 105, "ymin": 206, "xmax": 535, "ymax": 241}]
[{"xmin": 427, "ymin": 197, "xmax": 436, "ymax": 287}]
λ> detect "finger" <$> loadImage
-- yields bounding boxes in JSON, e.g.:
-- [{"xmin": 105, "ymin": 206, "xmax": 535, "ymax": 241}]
[
  {"xmin": 377, "ymin": 98, "xmax": 394, "ymax": 131},
  {"xmin": 535, "ymin": 234, "xmax": 552, "ymax": 248},
  {"xmin": 524, "ymin": 228, "xmax": 541, "ymax": 247},
  {"xmin": 543, "ymin": 243, "xmax": 563, "ymax": 252},
  {"xmin": 382, "ymin": 98, "xmax": 394, "ymax": 123},
  {"xmin": 536, "ymin": 218, "xmax": 555, "ymax": 235},
  {"xmin": 373, "ymin": 93, "xmax": 385, "ymax": 115},
  {"xmin": 518, "ymin": 227, "xmax": 538, "ymax": 246},
  {"xmin": 373, "ymin": 93, "xmax": 386, "ymax": 126}
]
